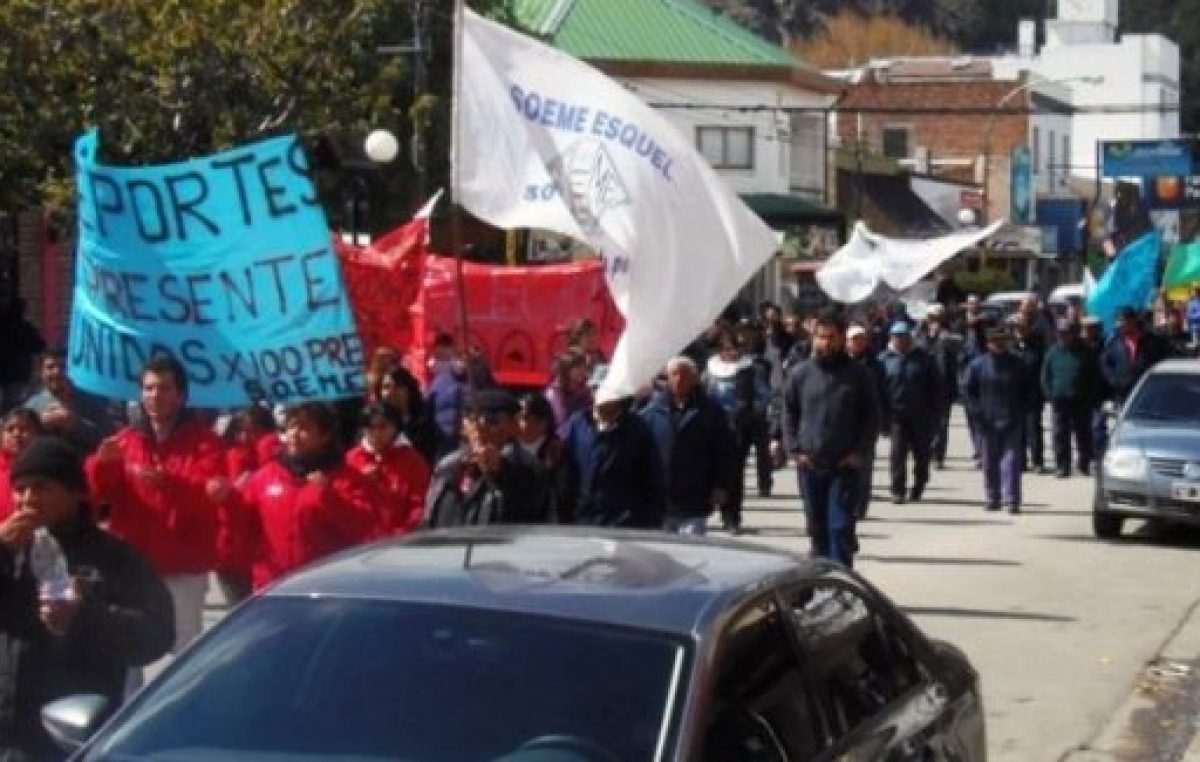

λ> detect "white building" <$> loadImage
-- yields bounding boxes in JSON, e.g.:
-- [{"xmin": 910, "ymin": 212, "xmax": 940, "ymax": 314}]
[{"xmin": 1030, "ymin": 0, "xmax": 1180, "ymax": 182}]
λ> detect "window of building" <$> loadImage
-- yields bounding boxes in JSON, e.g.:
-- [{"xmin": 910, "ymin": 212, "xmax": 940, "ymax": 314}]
[
  {"xmin": 697, "ymin": 126, "xmax": 754, "ymax": 170},
  {"xmin": 1032, "ymin": 127, "xmax": 1041, "ymax": 175},
  {"xmin": 881, "ymin": 126, "xmax": 911, "ymax": 159},
  {"xmin": 1048, "ymin": 131, "xmax": 1056, "ymax": 189}
]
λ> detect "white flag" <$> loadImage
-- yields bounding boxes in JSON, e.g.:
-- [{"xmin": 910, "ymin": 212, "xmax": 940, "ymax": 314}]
[
  {"xmin": 455, "ymin": 9, "xmax": 778, "ymax": 396},
  {"xmin": 817, "ymin": 220, "xmax": 1004, "ymax": 304}
]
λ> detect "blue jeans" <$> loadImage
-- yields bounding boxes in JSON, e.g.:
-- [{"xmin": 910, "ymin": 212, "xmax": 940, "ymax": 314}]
[
  {"xmin": 979, "ymin": 424, "xmax": 1022, "ymax": 507},
  {"xmin": 799, "ymin": 467, "xmax": 859, "ymax": 567},
  {"xmin": 664, "ymin": 515, "xmax": 708, "ymax": 535}
]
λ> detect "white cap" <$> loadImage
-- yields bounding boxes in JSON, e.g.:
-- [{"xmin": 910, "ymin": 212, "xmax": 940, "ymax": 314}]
[
  {"xmin": 847, "ymin": 325, "xmax": 868, "ymax": 339},
  {"xmin": 594, "ymin": 385, "xmax": 624, "ymax": 406}
]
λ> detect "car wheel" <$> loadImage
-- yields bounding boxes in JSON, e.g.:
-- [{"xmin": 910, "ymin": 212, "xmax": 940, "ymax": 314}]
[{"xmin": 1092, "ymin": 490, "xmax": 1123, "ymax": 539}]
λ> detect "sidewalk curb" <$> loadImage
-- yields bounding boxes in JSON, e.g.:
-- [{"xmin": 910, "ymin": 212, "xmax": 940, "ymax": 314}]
[{"xmin": 1064, "ymin": 595, "xmax": 1200, "ymax": 761}]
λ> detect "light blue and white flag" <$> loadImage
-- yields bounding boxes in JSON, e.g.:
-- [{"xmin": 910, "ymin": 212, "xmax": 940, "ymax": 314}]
[
  {"xmin": 70, "ymin": 130, "xmax": 362, "ymax": 407},
  {"xmin": 1085, "ymin": 229, "xmax": 1162, "ymax": 333},
  {"xmin": 455, "ymin": 9, "xmax": 778, "ymax": 396}
]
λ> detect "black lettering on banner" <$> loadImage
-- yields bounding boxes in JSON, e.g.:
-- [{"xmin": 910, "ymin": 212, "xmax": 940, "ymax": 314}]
[
  {"xmin": 344, "ymin": 333, "xmax": 365, "ymax": 369},
  {"xmin": 126, "ymin": 179, "xmax": 170, "ymax": 243},
  {"xmin": 211, "ymin": 152, "xmax": 257, "ymax": 225},
  {"xmin": 157, "ymin": 275, "xmax": 191, "ymax": 324},
  {"xmin": 221, "ymin": 352, "xmax": 257, "ymax": 383},
  {"xmin": 185, "ymin": 273, "xmax": 216, "ymax": 325},
  {"xmin": 244, "ymin": 380, "xmax": 267, "ymax": 403},
  {"xmin": 293, "ymin": 376, "xmax": 315, "ymax": 397},
  {"xmin": 218, "ymin": 269, "xmax": 259, "ymax": 321},
  {"xmin": 286, "ymin": 139, "xmax": 319, "ymax": 207},
  {"xmin": 87, "ymin": 172, "xmax": 123, "ymax": 237},
  {"xmin": 166, "ymin": 171, "xmax": 220, "ymax": 240},
  {"xmin": 180, "ymin": 339, "xmax": 217, "ymax": 384},
  {"xmin": 256, "ymin": 157, "xmax": 297, "ymax": 218},
  {"xmin": 270, "ymin": 380, "xmax": 293, "ymax": 399},
  {"xmin": 98, "ymin": 269, "xmax": 128, "ymax": 318},
  {"xmin": 300, "ymin": 248, "xmax": 339, "ymax": 311},
  {"xmin": 259, "ymin": 349, "xmax": 282, "ymax": 379},
  {"xmin": 254, "ymin": 254, "xmax": 293, "ymax": 313},
  {"xmin": 122, "ymin": 272, "xmax": 153, "ymax": 322}
]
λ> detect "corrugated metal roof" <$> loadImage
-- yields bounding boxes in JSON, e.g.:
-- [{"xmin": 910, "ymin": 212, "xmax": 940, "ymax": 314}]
[{"xmin": 513, "ymin": 0, "xmax": 802, "ymax": 68}]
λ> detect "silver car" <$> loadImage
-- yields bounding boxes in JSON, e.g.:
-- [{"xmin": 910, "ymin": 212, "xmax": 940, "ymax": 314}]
[{"xmin": 1095, "ymin": 359, "xmax": 1200, "ymax": 538}]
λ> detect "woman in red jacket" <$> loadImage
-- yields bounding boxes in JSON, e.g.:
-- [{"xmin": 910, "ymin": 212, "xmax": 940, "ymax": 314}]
[
  {"xmin": 0, "ymin": 408, "xmax": 44, "ymax": 520},
  {"xmin": 229, "ymin": 402, "xmax": 380, "ymax": 590},
  {"xmin": 224, "ymin": 404, "xmax": 283, "ymax": 485},
  {"xmin": 346, "ymin": 403, "xmax": 431, "ymax": 538}
]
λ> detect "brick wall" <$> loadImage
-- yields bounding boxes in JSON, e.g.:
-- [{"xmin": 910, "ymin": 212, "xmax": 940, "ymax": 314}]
[
  {"xmin": 16, "ymin": 209, "xmax": 73, "ymax": 347},
  {"xmin": 837, "ymin": 78, "xmax": 1032, "ymax": 224}
]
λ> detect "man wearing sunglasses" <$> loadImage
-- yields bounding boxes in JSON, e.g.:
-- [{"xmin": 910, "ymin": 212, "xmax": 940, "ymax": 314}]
[{"xmin": 423, "ymin": 389, "xmax": 549, "ymax": 527}]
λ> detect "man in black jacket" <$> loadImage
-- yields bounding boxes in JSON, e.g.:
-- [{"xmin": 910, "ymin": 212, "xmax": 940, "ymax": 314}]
[
  {"xmin": 878, "ymin": 320, "xmax": 943, "ymax": 503},
  {"xmin": 560, "ymin": 392, "xmax": 664, "ymax": 528},
  {"xmin": 0, "ymin": 436, "xmax": 174, "ymax": 760},
  {"xmin": 917, "ymin": 305, "xmax": 961, "ymax": 470},
  {"xmin": 641, "ymin": 357, "xmax": 735, "ymax": 535},
  {"xmin": 783, "ymin": 310, "xmax": 880, "ymax": 568},
  {"xmin": 424, "ymin": 390, "xmax": 550, "ymax": 527},
  {"xmin": 1012, "ymin": 315, "xmax": 1049, "ymax": 473}
]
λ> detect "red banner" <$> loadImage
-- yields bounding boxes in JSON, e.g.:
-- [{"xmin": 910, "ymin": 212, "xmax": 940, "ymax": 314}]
[
  {"xmin": 410, "ymin": 257, "xmax": 623, "ymax": 387},
  {"xmin": 335, "ymin": 218, "xmax": 428, "ymax": 359},
  {"xmin": 337, "ymin": 223, "xmax": 623, "ymax": 388}
]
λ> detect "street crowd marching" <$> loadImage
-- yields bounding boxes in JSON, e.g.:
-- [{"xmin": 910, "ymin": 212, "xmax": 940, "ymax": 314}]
[{"xmin": 0, "ymin": 279, "xmax": 1187, "ymax": 757}]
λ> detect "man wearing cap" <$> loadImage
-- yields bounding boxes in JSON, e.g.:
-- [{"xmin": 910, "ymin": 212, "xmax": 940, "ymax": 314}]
[
  {"xmin": 846, "ymin": 323, "xmax": 884, "ymax": 519},
  {"xmin": 560, "ymin": 389, "xmax": 665, "ymax": 528},
  {"xmin": 0, "ymin": 437, "xmax": 173, "ymax": 759},
  {"xmin": 1101, "ymin": 306, "xmax": 1171, "ymax": 405},
  {"xmin": 1042, "ymin": 320, "xmax": 1100, "ymax": 477},
  {"xmin": 641, "ymin": 357, "xmax": 735, "ymax": 535},
  {"xmin": 962, "ymin": 327, "xmax": 1030, "ymax": 513},
  {"xmin": 917, "ymin": 305, "xmax": 962, "ymax": 470},
  {"xmin": 424, "ymin": 389, "xmax": 549, "ymax": 527},
  {"xmin": 877, "ymin": 320, "xmax": 942, "ymax": 503},
  {"xmin": 1012, "ymin": 315, "xmax": 1050, "ymax": 474}
]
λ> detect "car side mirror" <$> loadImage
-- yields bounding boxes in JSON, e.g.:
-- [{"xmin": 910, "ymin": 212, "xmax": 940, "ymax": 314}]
[{"xmin": 42, "ymin": 694, "xmax": 109, "ymax": 753}]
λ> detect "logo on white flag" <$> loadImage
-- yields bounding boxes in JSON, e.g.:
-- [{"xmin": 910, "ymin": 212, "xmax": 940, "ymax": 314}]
[{"xmin": 547, "ymin": 139, "xmax": 631, "ymax": 235}]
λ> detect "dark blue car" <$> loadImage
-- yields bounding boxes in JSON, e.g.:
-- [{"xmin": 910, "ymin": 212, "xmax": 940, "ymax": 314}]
[{"xmin": 47, "ymin": 527, "xmax": 986, "ymax": 761}]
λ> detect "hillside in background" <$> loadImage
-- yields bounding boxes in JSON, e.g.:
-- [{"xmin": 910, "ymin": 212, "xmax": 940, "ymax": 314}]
[{"xmin": 701, "ymin": 0, "xmax": 1199, "ymax": 131}]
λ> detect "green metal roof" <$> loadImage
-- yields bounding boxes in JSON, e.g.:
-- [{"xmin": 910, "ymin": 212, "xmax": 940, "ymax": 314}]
[{"xmin": 513, "ymin": 0, "xmax": 802, "ymax": 68}]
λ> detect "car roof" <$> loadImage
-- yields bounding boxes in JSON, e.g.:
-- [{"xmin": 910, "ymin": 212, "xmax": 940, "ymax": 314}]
[
  {"xmin": 267, "ymin": 527, "xmax": 822, "ymax": 637},
  {"xmin": 985, "ymin": 291, "xmax": 1035, "ymax": 302},
  {"xmin": 1147, "ymin": 359, "xmax": 1200, "ymax": 375}
]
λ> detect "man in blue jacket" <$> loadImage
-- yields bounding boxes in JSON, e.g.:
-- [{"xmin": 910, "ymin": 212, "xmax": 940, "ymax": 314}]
[
  {"xmin": 878, "ymin": 320, "xmax": 943, "ymax": 503},
  {"xmin": 782, "ymin": 310, "xmax": 880, "ymax": 567},
  {"xmin": 560, "ymin": 391, "xmax": 664, "ymax": 528},
  {"xmin": 962, "ymin": 327, "xmax": 1029, "ymax": 513},
  {"xmin": 1101, "ymin": 307, "xmax": 1172, "ymax": 405},
  {"xmin": 640, "ymin": 357, "xmax": 734, "ymax": 535}
]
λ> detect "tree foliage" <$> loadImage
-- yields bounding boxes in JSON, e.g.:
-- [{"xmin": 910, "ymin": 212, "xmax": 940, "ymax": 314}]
[
  {"xmin": 0, "ymin": 0, "xmax": 514, "ymax": 225},
  {"xmin": 793, "ymin": 10, "xmax": 958, "ymax": 68}
]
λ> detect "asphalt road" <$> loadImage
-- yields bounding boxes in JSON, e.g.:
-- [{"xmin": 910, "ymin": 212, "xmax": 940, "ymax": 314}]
[{"xmin": 738, "ymin": 409, "xmax": 1200, "ymax": 761}]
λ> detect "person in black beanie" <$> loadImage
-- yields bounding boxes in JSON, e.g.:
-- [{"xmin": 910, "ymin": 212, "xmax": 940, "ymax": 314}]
[{"xmin": 0, "ymin": 436, "xmax": 174, "ymax": 760}]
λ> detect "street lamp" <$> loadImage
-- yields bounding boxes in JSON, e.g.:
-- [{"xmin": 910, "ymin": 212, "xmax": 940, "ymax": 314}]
[{"xmin": 979, "ymin": 74, "xmax": 1104, "ymax": 224}]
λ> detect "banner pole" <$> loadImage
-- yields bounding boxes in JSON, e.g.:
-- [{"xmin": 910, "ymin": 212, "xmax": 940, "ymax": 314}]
[{"xmin": 449, "ymin": 0, "xmax": 474, "ymax": 393}]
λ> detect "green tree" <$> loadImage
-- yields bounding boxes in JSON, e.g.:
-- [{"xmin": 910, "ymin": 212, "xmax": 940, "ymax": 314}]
[{"xmin": 0, "ymin": 0, "xmax": 515, "ymax": 227}]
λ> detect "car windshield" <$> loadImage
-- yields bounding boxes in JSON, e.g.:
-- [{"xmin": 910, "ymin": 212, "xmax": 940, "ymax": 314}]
[
  {"xmin": 1126, "ymin": 374, "xmax": 1200, "ymax": 425},
  {"xmin": 84, "ymin": 598, "xmax": 686, "ymax": 762}
]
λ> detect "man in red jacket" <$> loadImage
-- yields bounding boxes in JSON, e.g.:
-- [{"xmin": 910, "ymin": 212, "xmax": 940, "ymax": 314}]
[{"xmin": 86, "ymin": 355, "xmax": 233, "ymax": 654}]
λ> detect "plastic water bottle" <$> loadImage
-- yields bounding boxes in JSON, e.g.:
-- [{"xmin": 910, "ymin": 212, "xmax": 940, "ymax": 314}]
[{"xmin": 29, "ymin": 528, "xmax": 71, "ymax": 600}]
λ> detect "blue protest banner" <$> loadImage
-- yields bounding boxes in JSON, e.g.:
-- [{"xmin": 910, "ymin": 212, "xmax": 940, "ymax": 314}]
[
  {"xmin": 69, "ymin": 129, "xmax": 364, "ymax": 407},
  {"xmin": 1085, "ymin": 229, "xmax": 1162, "ymax": 334}
]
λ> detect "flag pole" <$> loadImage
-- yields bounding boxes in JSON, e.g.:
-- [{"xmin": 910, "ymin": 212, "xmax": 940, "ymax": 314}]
[{"xmin": 449, "ymin": 0, "xmax": 473, "ymax": 386}]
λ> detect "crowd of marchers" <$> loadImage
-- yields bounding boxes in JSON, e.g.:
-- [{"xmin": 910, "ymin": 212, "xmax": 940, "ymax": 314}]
[{"xmin": 0, "ymin": 279, "xmax": 1183, "ymax": 758}]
